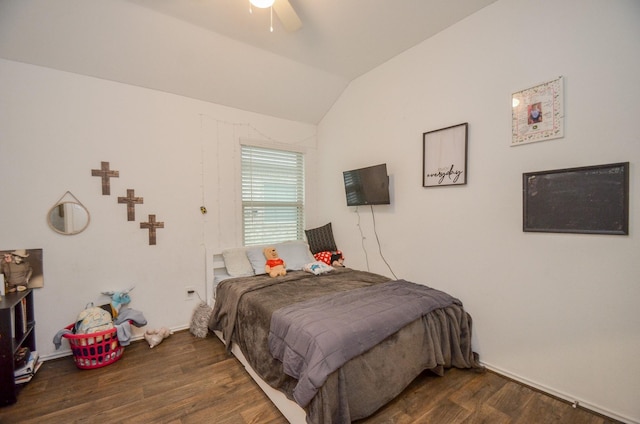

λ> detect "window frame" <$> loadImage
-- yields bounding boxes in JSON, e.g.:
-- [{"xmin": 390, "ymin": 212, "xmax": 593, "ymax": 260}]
[{"xmin": 240, "ymin": 143, "xmax": 306, "ymax": 246}]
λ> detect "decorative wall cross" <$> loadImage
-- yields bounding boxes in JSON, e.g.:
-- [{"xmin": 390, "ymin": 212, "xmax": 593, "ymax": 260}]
[
  {"xmin": 91, "ymin": 161, "xmax": 119, "ymax": 195},
  {"xmin": 140, "ymin": 214, "xmax": 164, "ymax": 245},
  {"xmin": 118, "ymin": 189, "xmax": 144, "ymax": 221}
]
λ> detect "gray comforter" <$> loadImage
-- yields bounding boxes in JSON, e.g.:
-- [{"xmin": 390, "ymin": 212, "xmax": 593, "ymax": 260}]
[
  {"xmin": 209, "ymin": 268, "xmax": 480, "ymax": 424},
  {"xmin": 269, "ymin": 279, "xmax": 462, "ymax": 407}
]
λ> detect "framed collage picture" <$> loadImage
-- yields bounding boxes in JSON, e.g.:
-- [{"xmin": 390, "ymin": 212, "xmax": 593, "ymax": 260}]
[{"xmin": 512, "ymin": 76, "xmax": 564, "ymax": 146}]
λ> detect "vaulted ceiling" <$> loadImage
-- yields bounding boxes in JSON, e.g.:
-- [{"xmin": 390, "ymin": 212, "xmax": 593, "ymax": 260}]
[{"xmin": 0, "ymin": 0, "xmax": 497, "ymax": 124}]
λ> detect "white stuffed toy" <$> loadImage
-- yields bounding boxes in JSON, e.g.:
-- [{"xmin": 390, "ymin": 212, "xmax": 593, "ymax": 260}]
[{"xmin": 144, "ymin": 327, "xmax": 173, "ymax": 348}]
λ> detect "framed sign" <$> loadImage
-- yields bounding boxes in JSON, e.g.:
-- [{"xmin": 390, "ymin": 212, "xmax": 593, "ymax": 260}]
[
  {"xmin": 523, "ymin": 162, "xmax": 629, "ymax": 235},
  {"xmin": 1, "ymin": 248, "xmax": 44, "ymax": 292},
  {"xmin": 422, "ymin": 123, "xmax": 468, "ymax": 187},
  {"xmin": 512, "ymin": 76, "xmax": 564, "ymax": 146}
]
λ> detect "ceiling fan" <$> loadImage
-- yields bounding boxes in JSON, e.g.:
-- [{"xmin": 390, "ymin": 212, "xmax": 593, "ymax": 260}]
[{"xmin": 249, "ymin": 0, "xmax": 302, "ymax": 32}]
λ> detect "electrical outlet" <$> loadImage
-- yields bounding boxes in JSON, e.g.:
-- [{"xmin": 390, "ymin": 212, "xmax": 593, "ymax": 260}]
[{"xmin": 185, "ymin": 286, "xmax": 196, "ymax": 301}]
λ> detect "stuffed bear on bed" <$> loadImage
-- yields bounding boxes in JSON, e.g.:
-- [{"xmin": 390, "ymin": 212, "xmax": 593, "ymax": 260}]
[{"xmin": 264, "ymin": 246, "xmax": 287, "ymax": 277}]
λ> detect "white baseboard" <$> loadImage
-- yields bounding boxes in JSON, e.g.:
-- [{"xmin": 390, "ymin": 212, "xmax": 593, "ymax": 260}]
[
  {"xmin": 481, "ymin": 361, "xmax": 637, "ymax": 424},
  {"xmin": 41, "ymin": 324, "xmax": 189, "ymax": 362}
]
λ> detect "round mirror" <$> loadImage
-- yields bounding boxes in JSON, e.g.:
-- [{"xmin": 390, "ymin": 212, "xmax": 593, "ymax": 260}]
[{"xmin": 47, "ymin": 201, "xmax": 90, "ymax": 235}]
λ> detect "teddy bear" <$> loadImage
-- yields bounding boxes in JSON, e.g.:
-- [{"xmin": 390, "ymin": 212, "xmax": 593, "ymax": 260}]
[
  {"xmin": 144, "ymin": 327, "xmax": 173, "ymax": 348},
  {"xmin": 264, "ymin": 246, "xmax": 286, "ymax": 277}
]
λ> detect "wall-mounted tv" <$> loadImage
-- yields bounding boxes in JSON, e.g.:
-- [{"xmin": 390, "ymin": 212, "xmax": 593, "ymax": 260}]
[{"xmin": 343, "ymin": 163, "xmax": 390, "ymax": 206}]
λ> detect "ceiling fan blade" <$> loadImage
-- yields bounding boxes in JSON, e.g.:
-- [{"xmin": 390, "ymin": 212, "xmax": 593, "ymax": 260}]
[{"xmin": 273, "ymin": 0, "xmax": 302, "ymax": 32}]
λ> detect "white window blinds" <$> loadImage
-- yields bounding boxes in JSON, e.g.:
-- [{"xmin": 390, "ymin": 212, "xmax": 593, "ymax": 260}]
[{"xmin": 241, "ymin": 144, "xmax": 305, "ymax": 246}]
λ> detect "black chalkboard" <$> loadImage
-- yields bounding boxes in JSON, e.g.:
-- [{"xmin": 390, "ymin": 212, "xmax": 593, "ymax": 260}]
[{"xmin": 523, "ymin": 162, "xmax": 629, "ymax": 235}]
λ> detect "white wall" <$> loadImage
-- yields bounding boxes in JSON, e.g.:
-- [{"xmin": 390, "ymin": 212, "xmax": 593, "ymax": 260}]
[
  {"xmin": 1, "ymin": 0, "xmax": 638, "ymax": 421},
  {"xmin": 0, "ymin": 59, "xmax": 317, "ymax": 358},
  {"xmin": 317, "ymin": 0, "xmax": 639, "ymax": 422}
]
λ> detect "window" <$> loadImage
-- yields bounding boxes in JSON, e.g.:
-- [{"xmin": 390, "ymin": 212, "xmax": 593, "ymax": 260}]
[{"xmin": 241, "ymin": 144, "xmax": 305, "ymax": 246}]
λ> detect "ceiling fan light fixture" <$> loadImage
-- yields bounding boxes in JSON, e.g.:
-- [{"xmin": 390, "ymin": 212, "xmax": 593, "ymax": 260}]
[{"xmin": 250, "ymin": 0, "xmax": 275, "ymax": 8}]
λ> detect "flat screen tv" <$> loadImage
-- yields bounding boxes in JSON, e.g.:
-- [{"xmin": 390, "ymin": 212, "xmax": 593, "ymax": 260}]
[{"xmin": 343, "ymin": 163, "xmax": 390, "ymax": 206}]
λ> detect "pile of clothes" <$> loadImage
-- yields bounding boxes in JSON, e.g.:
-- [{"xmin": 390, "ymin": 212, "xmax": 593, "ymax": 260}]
[{"xmin": 53, "ymin": 288, "xmax": 147, "ymax": 349}]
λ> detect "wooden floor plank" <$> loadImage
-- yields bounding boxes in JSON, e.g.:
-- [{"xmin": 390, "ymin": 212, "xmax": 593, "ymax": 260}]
[{"xmin": 0, "ymin": 330, "xmax": 624, "ymax": 424}]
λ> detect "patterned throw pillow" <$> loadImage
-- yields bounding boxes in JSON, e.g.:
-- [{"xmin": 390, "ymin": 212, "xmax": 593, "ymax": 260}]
[{"xmin": 305, "ymin": 223, "xmax": 338, "ymax": 254}]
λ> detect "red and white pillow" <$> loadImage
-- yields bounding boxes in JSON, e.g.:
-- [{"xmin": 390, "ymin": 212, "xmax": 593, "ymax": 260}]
[{"xmin": 313, "ymin": 250, "xmax": 343, "ymax": 266}]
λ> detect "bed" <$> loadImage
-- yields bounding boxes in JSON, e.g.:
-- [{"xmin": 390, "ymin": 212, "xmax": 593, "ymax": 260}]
[{"xmin": 208, "ymin": 241, "xmax": 481, "ymax": 424}]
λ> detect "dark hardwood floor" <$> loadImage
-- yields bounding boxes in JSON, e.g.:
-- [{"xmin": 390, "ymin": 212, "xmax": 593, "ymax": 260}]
[{"xmin": 0, "ymin": 330, "xmax": 622, "ymax": 424}]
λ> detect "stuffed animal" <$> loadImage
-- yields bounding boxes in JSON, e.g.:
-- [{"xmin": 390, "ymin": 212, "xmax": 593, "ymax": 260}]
[
  {"xmin": 264, "ymin": 246, "xmax": 286, "ymax": 277},
  {"xmin": 100, "ymin": 286, "xmax": 135, "ymax": 318},
  {"xmin": 144, "ymin": 327, "xmax": 173, "ymax": 348},
  {"xmin": 190, "ymin": 301, "xmax": 212, "ymax": 338},
  {"xmin": 330, "ymin": 251, "xmax": 345, "ymax": 267}
]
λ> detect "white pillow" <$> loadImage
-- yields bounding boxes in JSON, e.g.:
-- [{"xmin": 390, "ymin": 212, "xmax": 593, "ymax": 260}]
[
  {"xmin": 277, "ymin": 241, "xmax": 315, "ymax": 270},
  {"xmin": 303, "ymin": 261, "xmax": 334, "ymax": 275},
  {"xmin": 246, "ymin": 246, "xmax": 268, "ymax": 275},
  {"xmin": 246, "ymin": 241, "xmax": 315, "ymax": 275},
  {"xmin": 222, "ymin": 248, "xmax": 254, "ymax": 277}
]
